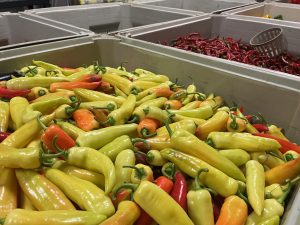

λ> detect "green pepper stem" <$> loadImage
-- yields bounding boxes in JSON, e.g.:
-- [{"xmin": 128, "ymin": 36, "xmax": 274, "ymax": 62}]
[
  {"xmin": 112, "ymin": 183, "xmax": 138, "ymax": 201},
  {"xmin": 277, "ymin": 181, "xmax": 292, "ymax": 205},
  {"xmin": 37, "ymin": 115, "xmax": 48, "ymax": 131},
  {"xmin": 101, "ymin": 117, "xmax": 115, "ymax": 126},
  {"xmin": 237, "ymin": 191, "xmax": 250, "ymax": 205},
  {"xmin": 69, "ymin": 96, "xmax": 78, "ymax": 102},
  {"xmin": 127, "ymin": 115, "xmax": 139, "ymax": 124},
  {"xmin": 131, "ymin": 88, "xmax": 139, "ymax": 95},
  {"xmin": 206, "ymin": 138, "xmax": 215, "ymax": 147},
  {"xmin": 38, "ymin": 89, "xmax": 46, "ymax": 96},
  {"xmin": 0, "ymin": 218, "xmax": 5, "ymax": 224},
  {"xmin": 123, "ymin": 165, "xmax": 146, "ymax": 180},
  {"xmin": 140, "ymin": 128, "xmax": 157, "ymax": 138},
  {"xmin": 164, "ymin": 117, "xmax": 173, "ymax": 138},
  {"xmin": 162, "ymin": 162, "xmax": 176, "ymax": 180},
  {"xmin": 194, "ymin": 168, "xmax": 209, "ymax": 190},
  {"xmin": 146, "ymin": 152, "xmax": 154, "ymax": 163}
]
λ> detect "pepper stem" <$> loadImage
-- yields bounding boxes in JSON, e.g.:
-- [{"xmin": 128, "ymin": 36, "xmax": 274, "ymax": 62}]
[
  {"xmin": 140, "ymin": 128, "xmax": 157, "ymax": 138},
  {"xmin": 164, "ymin": 117, "xmax": 173, "ymax": 138},
  {"xmin": 194, "ymin": 168, "xmax": 209, "ymax": 190},
  {"xmin": 237, "ymin": 191, "xmax": 249, "ymax": 205},
  {"xmin": 101, "ymin": 117, "xmax": 115, "ymax": 126},
  {"xmin": 127, "ymin": 115, "xmax": 139, "ymax": 124},
  {"xmin": 0, "ymin": 218, "xmax": 5, "ymax": 224},
  {"xmin": 38, "ymin": 89, "xmax": 46, "ymax": 96},
  {"xmin": 162, "ymin": 162, "xmax": 176, "ymax": 180},
  {"xmin": 277, "ymin": 181, "xmax": 292, "ymax": 205},
  {"xmin": 37, "ymin": 115, "xmax": 48, "ymax": 131},
  {"xmin": 206, "ymin": 138, "xmax": 215, "ymax": 147},
  {"xmin": 123, "ymin": 165, "xmax": 146, "ymax": 180},
  {"xmin": 112, "ymin": 183, "xmax": 138, "ymax": 201}
]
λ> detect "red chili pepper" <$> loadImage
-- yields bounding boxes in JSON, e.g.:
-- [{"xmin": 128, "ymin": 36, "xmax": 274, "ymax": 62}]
[
  {"xmin": 41, "ymin": 124, "xmax": 76, "ymax": 153},
  {"xmin": 0, "ymin": 87, "xmax": 30, "ymax": 98},
  {"xmin": 50, "ymin": 81, "xmax": 100, "ymax": 92},
  {"xmin": 171, "ymin": 171, "xmax": 187, "ymax": 211},
  {"xmin": 253, "ymin": 133, "xmax": 300, "ymax": 154},
  {"xmin": 135, "ymin": 176, "xmax": 174, "ymax": 225},
  {"xmin": 0, "ymin": 131, "xmax": 10, "ymax": 142},
  {"xmin": 112, "ymin": 189, "xmax": 132, "ymax": 208},
  {"xmin": 73, "ymin": 74, "xmax": 101, "ymax": 83},
  {"xmin": 252, "ymin": 123, "xmax": 269, "ymax": 132}
]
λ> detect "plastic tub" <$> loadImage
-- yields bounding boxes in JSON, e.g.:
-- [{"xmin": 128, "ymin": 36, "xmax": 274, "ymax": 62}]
[
  {"xmin": 0, "ymin": 12, "xmax": 89, "ymax": 51},
  {"xmin": 135, "ymin": 0, "xmax": 258, "ymax": 14},
  {"xmin": 223, "ymin": 2, "xmax": 300, "ymax": 23},
  {"xmin": 24, "ymin": 3, "xmax": 200, "ymax": 34}
]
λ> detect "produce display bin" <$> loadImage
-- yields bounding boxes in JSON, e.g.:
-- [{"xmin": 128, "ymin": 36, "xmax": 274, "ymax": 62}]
[
  {"xmin": 135, "ymin": 0, "xmax": 258, "ymax": 14},
  {"xmin": 24, "ymin": 3, "xmax": 200, "ymax": 34},
  {"xmin": 1, "ymin": 36, "xmax": 300, "ymax": 224},
  {"xmin": 116, "ymin": 14, "xmax": 300, "ymax": 90},
  {"xmin": 0, "ymin": 12, "xmax": 90, "ymax": 51},
  {"xmin": 223, "ymin": 2, "xmax": 300, "ymax": 23}
]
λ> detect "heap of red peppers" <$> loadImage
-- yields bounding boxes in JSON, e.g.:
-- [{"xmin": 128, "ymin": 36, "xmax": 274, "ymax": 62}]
[{"xmin": 163, "ymin": 33, "xmax": 300, "ymax": 76}]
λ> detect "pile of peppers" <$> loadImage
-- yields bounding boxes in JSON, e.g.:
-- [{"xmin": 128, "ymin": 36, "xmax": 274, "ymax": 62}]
[
  {"xmin": 162, "ymin": 33, "xmax": 300, "ymax": 76},
  {"xmin": 0, "ymin": 60, "xmax": 300, "ymax": 225}
]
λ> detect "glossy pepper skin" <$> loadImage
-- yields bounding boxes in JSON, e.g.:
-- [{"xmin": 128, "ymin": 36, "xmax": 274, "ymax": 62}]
[
  {"xmin": 52, "ymin": 160, "xmax": 105, "ymax": 189},
  {"xmin": 0, "ymin": 87, "xmax": 30, "ymax": 98},
  {"xmin": 0, "ymin": 168, "xmax": 17, "ymax": 218},
  {"xmin": 16, "ymin": 169, "xmax": 75, "ymax": 211},
  {"xmin": 171, "ymin": 129, "xmax": 246, "ymax": 182},
  {"xmin": 169, "ymin": 105, "xmax": 213, "ymax": 120},
  {"xmin": 265, "ymin": 156, "xmax": 300, "ymax": 185},
  {"xmin": 219, "ymin": 149, "xmax": 250, "ymax": 167},
  {"xmin": 257, "ymin": 216, "xmax": 280, "ymax": 225},
  {"xmin": 195, "ymin": 110, "xmax": 229, "ymax": 140},
  {"xmin": 156, "ymin": 119, "xmax": 196, "ymax": 137},
  {"xmin": 207, "ymin": 132, "xmax": 281, "ymax": 152},
  {"xmin": 76, "ymin": 124, "xmax": 138, "ymax": 150},
  {"xmin": 56, "ymin": 120, "xmax": 85, "ymax": 140},
  {"xmin": 114, "ymin": 149, "xmax": 135, "ymax": 187},
  {"xmin": 0, "ymin": 101, "xmax": 9, "ymax": 132},
  {"xmin": 0, "ymin": 145, "xmax": 41, "ymax": 169},
  {"xmin": 127, "ymin": 164, "xmax": 154, "ymax": 184},
  {"xmin": 171, "ymin": 171, "xmax": 187, "ymax": 211},
  {"xmin": 121, "ymin": 181, "xmax": 194, "ymax": 225},
  {"xmin": 161, "ymin": 148, "xmax": 238, "ymax": 197},
  {"xmin": 100, "ymin": 201, "xmax": 140, "ymax": 225},
  {"xmin": 105, "ymin": 94, "xmax": 136, "ymax": 126},
  {"xmin": 6, "ymin": 77, "xmax": 69, "ymax": 89},
  {"xmin": 2, "ymin": 209, "xmax": 106, "ymax": 225},
  {"xmin": 216, "ymin": 195, "xmax": 248, "ymax": 225},
  {"xmin": 65, "ymin": 147, "xmax": 116, "ymax": 194},
  {"xmin": 187, "ymin": 169, "xmax": 214, "ymax": 225},
  {"xmin": 9, "ymin": 97, "xmax": 29, "ymax": 130},
  {"xmin": 45, "ymin": 168, "xmax": 115, "ymax": 217},
  {"xmin": 246, "ymin": 160, "xmax": 265, "ymax": 216}
]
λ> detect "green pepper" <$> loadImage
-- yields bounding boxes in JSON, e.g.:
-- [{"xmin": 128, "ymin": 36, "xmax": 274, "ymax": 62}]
[
  {"xmin": 169, "ymin": 105, "xmax": 213, "ymax": 119},
  {"xmin": 74, "ymin": 88, "xmax": 125, "ymax": 107},
  {"xmin": 219, "ymin": 149, "xmax": 250, "ymax": 167},
  {"xmin": 76, "ymin": 124, "xmax": 137, "ymax": 149},
  {"xmin": 16, "ymin": 169, "xmax": 75, "ymax": 211},
  {"xmin": 52, "ymin": 160, "xmax": 105, "ymax": 189},
  {"xmin": 9, "ymin": 97, "xmax": 29, "ymax": 130},
  {"xmin": 170, "ymin": 129, "xmax": 246, "ymax": 182},
  {"xmin": 56, "ymin": 120, "xmax": 85, "ymax": 140},
  {"xmin": 45, "ymin": 168, "xmax": 115, "ymax": 216},
  {"xmin": 2, "ymin": 209, "xmax": 106, "ymax": 225},
  {"xmin": 161, "ymin": 148, "xmax": 238, "ymax": 197},
  {"xmin": 0, "ymin": 101, "xmax": 9, "ymax": 132},
  {"xmin": 187, "ymin": 168, "xmax": 214, "ymax": 225},
  {"xmin": 102, "ymin": 73, "xmax": 138, "ymax": 95},
  {"xmin": 129, "ymin": 97, "xmax": 168, "ymax": 123},
  {"xmin": 114, "ymin": 149, "xmax": 135, "ymax": 188},
  {"xmin": 104, "ymin": 94, "xmax": 136, "ymax": 126},
  {"xmin": 246, "ymin": 160, "xmax": 265, "ymax": 216},
  {"xmin": 207, "ymin": 132, "xmax": 281, "ymax": 152},
  {"xmin": 6, "ymin": 77, "xmax": 69, "ymax": 89},
  {"xmin": 1, "ymin": 113, "xmax": 55, "ymax": 148},
  {"xmin": 22, "ymin": 97, "xmax": 71, "ymax": 123}
]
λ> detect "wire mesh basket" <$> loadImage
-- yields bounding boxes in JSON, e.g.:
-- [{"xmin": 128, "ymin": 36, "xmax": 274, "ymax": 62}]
[{"xmin": 250, "ymin": 27, "xmax": 287, "ymax": 58}]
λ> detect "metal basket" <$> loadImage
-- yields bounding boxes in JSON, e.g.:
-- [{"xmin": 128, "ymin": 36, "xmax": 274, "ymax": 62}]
[{"xmin": 250, "ymin": 27, "xmax": 286, "ymax": 58}]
